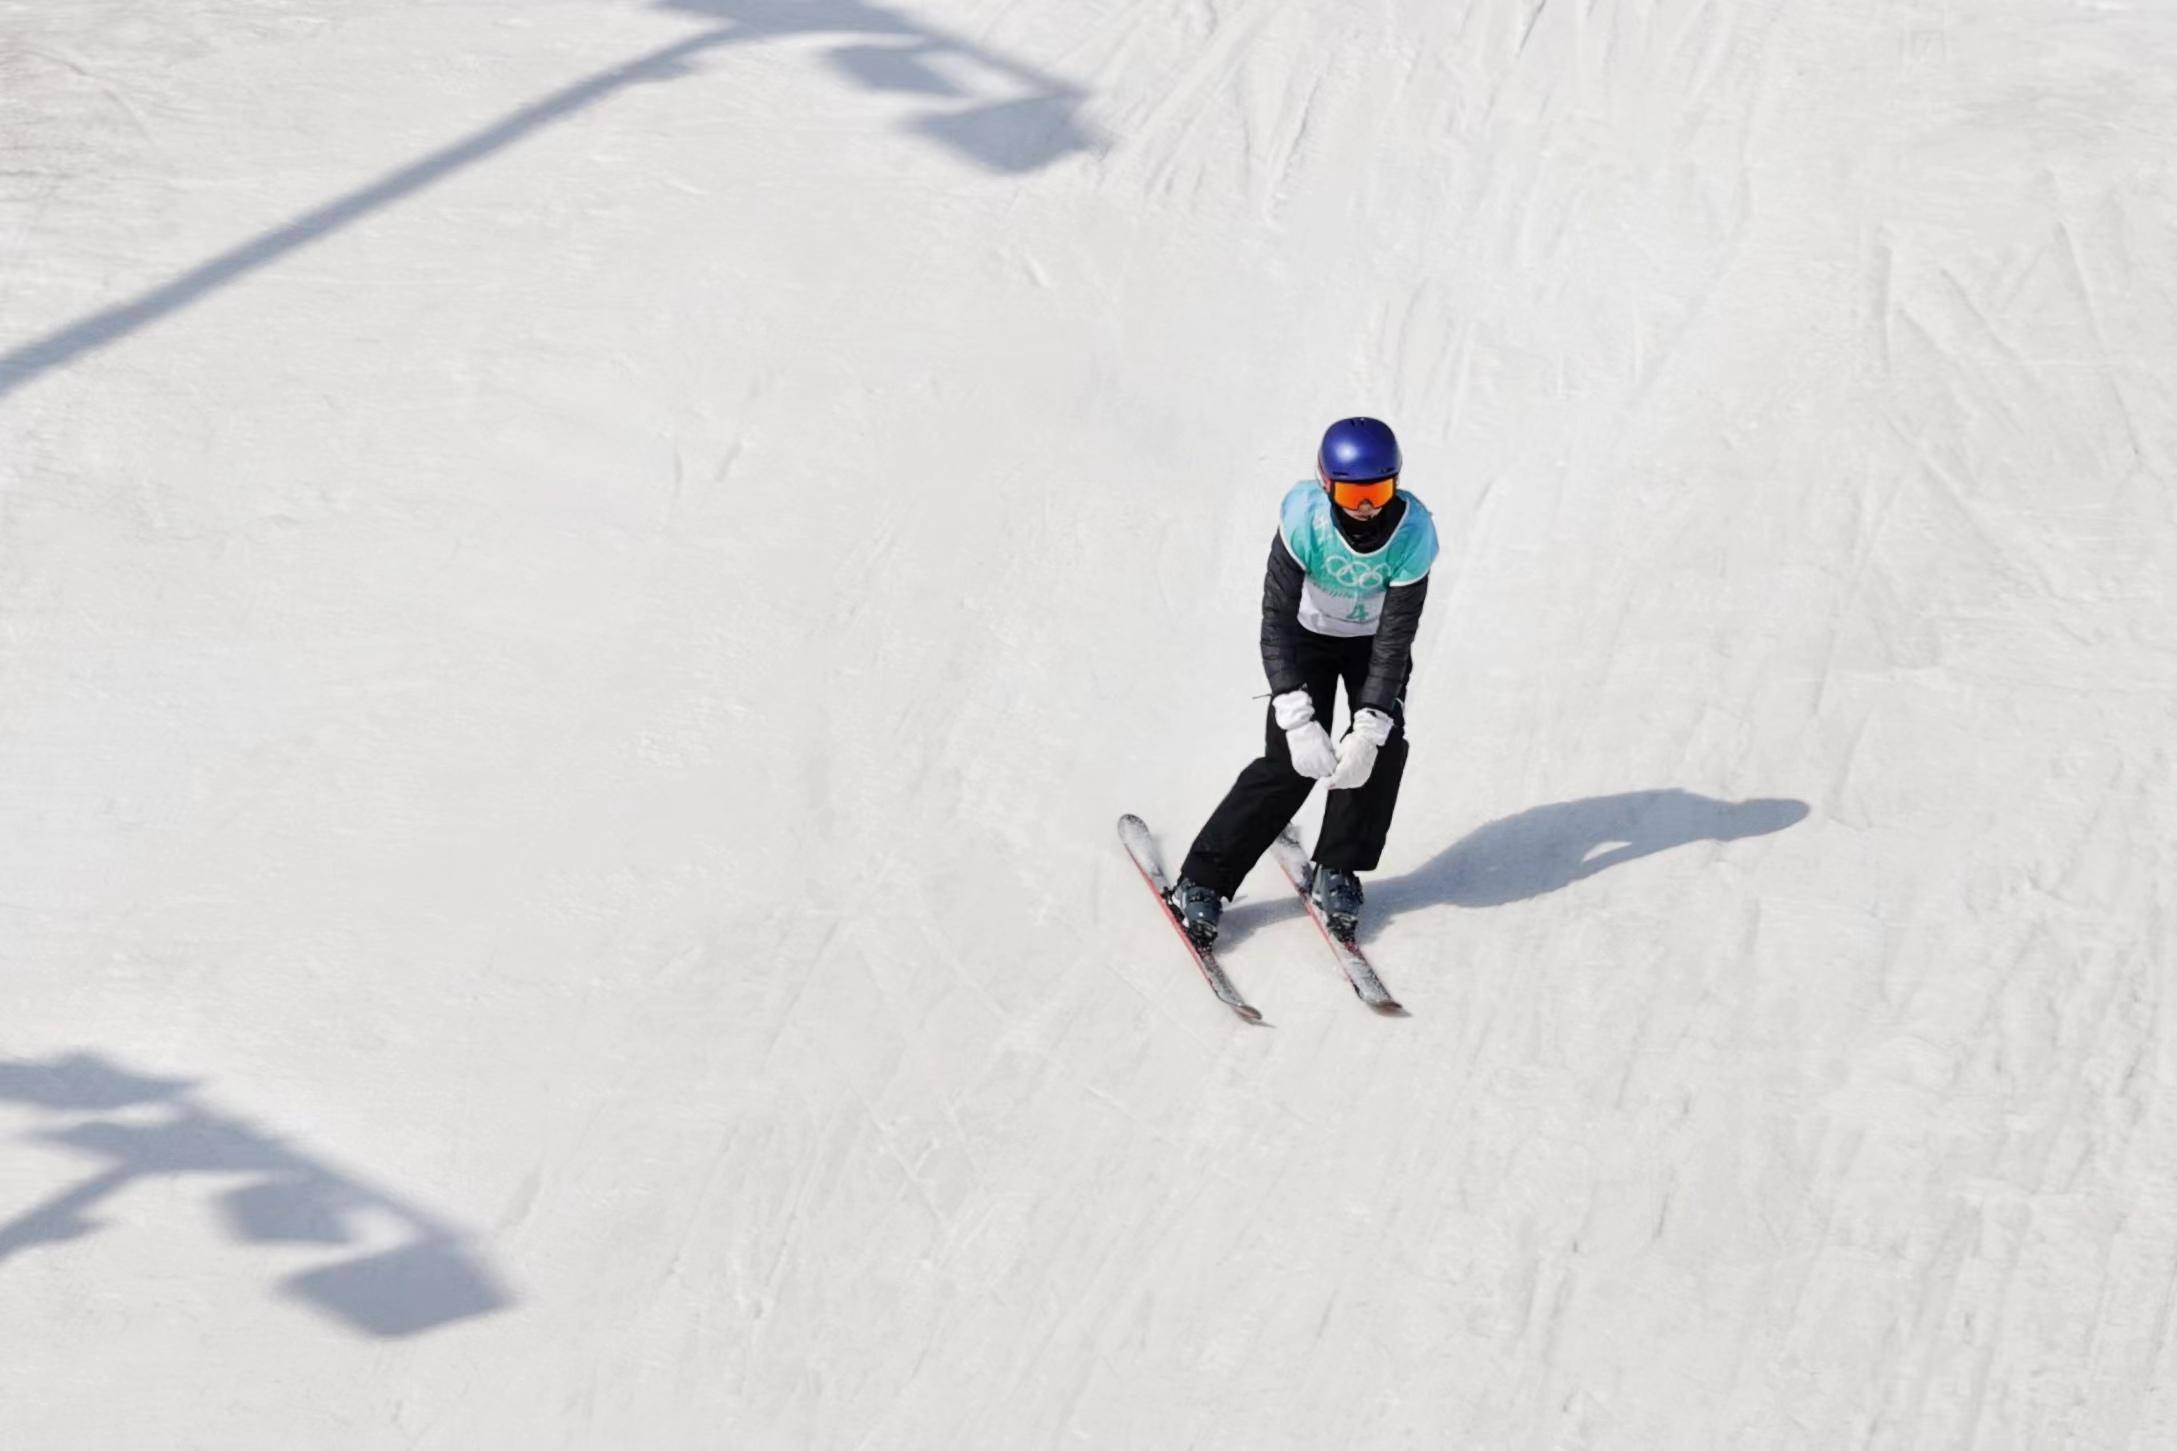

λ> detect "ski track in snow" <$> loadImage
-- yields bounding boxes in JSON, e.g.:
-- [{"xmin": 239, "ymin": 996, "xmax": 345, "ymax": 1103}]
[{"xmin": 4, "ymin": 0, "xmax": 2177, "ymax": 1445}]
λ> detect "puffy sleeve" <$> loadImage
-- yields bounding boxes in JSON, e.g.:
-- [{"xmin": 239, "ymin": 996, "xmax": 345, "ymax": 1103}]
[
  {"xmin": 1356, "ymin": 574, "xmax": 1428, "ymax": 715},
  {"xmin": 1258, "ymin": 532, "xmax": 1307, "ymax": 696}
]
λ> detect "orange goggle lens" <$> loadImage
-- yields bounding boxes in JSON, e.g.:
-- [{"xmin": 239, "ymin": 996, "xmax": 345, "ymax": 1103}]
[{"xmin": 1328, "ymin": 476, "xmax": 1397, "ymax": 510}]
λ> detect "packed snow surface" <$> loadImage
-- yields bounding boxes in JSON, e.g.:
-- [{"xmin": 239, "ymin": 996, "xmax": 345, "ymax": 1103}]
[{"xmin": 5, "ymin": 1, "xmax": 2176, "ymax": 1445}]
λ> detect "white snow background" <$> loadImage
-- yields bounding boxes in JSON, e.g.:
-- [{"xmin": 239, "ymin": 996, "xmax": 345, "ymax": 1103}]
[{"xmin": 4, "ymin": 0, "xmax": 2175, "ymax": 1446}]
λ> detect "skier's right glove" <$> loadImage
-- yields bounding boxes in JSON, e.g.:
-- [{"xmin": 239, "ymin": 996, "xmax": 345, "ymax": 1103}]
[{"xmin": 1273, "ymin": 689, "xmax": 1337, "ymax": 780}]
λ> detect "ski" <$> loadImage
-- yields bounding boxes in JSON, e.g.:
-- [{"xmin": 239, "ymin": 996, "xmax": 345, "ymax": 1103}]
[
  {"xmin": 1115, "ymin": 814, "xmax": 1264, "ymax": 1024},
  {"xmin": 1268, "ymin": 824, "xmax": 1405, "ymax": 1014}
]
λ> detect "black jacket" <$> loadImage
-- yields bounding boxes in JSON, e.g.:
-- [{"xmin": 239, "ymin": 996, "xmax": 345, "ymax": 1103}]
[{"xmin": 1259, "ymin": 525, "xmax": 1429, "ymax": 716}]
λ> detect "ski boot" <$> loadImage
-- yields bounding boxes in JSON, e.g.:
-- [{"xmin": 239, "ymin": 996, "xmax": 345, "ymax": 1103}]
[
  {"xmin": 1309, "ymin": 865, "xmax": 1364, "ymax": 941},
  {"xmin": 1165, "ymin": 877, "xmax": 1223, "ymax": 950}
]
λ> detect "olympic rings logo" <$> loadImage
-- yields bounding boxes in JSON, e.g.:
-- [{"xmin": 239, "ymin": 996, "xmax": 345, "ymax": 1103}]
[{"xmin": 1319, "ymin": 555, "xmax": 1391, "ymax": 590}]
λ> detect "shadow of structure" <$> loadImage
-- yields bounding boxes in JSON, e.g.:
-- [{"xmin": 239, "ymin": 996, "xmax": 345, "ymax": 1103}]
[
  {"xmin": 0, "ymin": 1052, "xmax": 509, "ymax": 1338},
  {"xmin": 659, "ymin": 0, "xmax": 1097, "ymax": 175},
  {"xmin": 0, "ymin": 0, "xmax": 1094, "ymax": 398},
  {"xmin": 1367, "ymin": 789, "xmax": 1811, "ymax": 927}
]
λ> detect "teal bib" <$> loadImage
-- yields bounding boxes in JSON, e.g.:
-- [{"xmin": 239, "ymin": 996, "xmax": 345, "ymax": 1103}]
[{"xmin": 1277, "ymin": 480, "xmax": 1438, "ymax": 637}]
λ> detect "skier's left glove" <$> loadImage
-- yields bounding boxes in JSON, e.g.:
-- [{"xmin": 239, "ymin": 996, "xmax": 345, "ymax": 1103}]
[{"xmin": 1327, "ymin": 708, "xmax": 1395, "ymax": 790}]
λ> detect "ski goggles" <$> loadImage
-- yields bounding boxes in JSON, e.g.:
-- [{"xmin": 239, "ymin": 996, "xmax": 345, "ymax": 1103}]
[{"xmin": 1326, "ymin": 475, "xmax": 1397, "ymax": 510}]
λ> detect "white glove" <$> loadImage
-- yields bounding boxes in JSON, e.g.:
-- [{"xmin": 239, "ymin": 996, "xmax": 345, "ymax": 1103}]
[
  {"xmin": 1273, "ymin": 689, "xmax": 1337, "ymax": 780},
  {"xmin": 1327, "ymin": 708, "xmax": 1395, "ymax": 790}
]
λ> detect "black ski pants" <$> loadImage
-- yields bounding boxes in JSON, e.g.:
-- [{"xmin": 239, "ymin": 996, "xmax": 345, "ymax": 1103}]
[{"xmin": 1179, "ymin": 630, "xmax": 1410, "ymax": 901}]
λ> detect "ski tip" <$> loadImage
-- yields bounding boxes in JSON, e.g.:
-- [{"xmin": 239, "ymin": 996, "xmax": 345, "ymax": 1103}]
[
  {"xmin": 1347, "ymin": 980, "xmax": 1405, "ymax": 1015},
  {"xmin": 1238, "ymin": 1006, "xmax": 1268, "ymax": 1025}
]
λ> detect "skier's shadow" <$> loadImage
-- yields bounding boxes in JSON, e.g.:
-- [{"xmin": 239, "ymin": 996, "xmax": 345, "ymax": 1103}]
[
  {"xmin": 1373, "ymin": 788, "xmax": 1810, "ymax": 924},
  {"xmin": 1221, "ymin": 788, "xmax": 1809, "ymax": 947}
]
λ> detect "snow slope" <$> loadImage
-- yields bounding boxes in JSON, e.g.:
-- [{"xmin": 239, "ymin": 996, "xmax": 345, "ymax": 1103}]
[{"xmin": 4, "ymin": 0, "xmax": 2175, "ymax": 1445}]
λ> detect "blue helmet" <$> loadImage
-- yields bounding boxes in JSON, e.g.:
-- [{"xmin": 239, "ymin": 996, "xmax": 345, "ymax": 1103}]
[{"xmin": 1317, "ymin": 417, "xmax": 1402, "ymax": 481}]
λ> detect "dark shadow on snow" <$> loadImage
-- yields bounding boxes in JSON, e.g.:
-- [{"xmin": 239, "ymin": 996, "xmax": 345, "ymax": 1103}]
[
  {"xmin": 1368, "ymin": 789, "xmax": 1810, "ymax": 927},
  {"xmin": 0, "ymin": 0, "xmax": 1095, "ymax": 398},
  {"xmin": 1217, "ymin": 788, "xmax": 1809, "ymax": 949},
  {"xmin": 658, "ymin": 0, "xmax": 1097, "ymax": 174},
  {"xmin": 0, "ymin": 1051, "xmax": 509, "ymax": 1338}
]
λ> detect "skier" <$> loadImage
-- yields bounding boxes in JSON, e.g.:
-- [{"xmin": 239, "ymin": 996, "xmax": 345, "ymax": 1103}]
[{"xmin": 1167, "ymin": 417, "xmax": 1438, "ymax": 945}]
